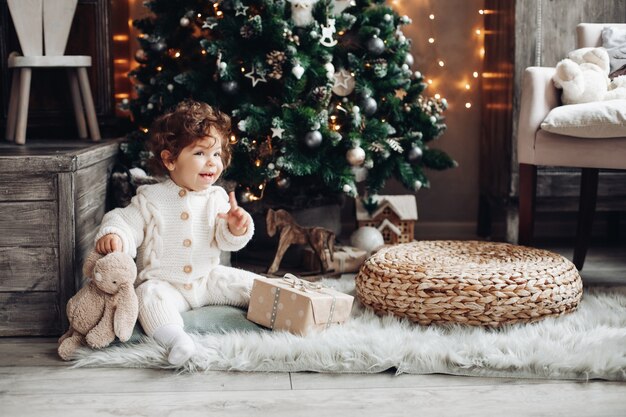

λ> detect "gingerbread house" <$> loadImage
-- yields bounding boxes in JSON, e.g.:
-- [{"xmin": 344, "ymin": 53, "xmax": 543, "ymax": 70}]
[{"xmin": 355, "ymin": 195, "xmax": 418, "ymax": 244}]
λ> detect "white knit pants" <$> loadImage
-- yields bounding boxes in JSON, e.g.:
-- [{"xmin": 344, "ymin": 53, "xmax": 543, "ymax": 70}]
[{"xmin": 136, "ymin": 265, "xmax": 262, "ymax": 335}]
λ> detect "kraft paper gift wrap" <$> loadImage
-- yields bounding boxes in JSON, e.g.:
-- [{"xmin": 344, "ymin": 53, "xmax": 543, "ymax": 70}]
[
  {"xmin": 301, "ymin": 245, "xmax": 368, "ymax": 273},
  {"xmin": 246, "ymin": 275, "xmax": 354, "ymax": 335}
]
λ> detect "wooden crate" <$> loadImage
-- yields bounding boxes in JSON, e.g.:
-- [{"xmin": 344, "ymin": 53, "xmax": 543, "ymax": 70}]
[{"xmin": 0, "ymin": 139, "xmax": 121, "ymax": 336}]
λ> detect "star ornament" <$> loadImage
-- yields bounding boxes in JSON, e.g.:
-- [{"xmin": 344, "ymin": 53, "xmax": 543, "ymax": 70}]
[
  {"xmin": 235, "ymin": 3, "xmax": 249, "ymax": 16},
  {"xmin": 202, "ymin": 17, "xmax": 218, "ymax": 29},
  {"xmin": 271, "ymin": 126, "xmax": 285, "ymax": 139},
  {"xmin": 334, "ymin": 69, "xmax": 351, "ymax": 89},
  {"xmin": 245, "ymin": 67, "xmax": 267, "ymax": 87},
  {"xmin": 395, "ymin": 88, "xmax": 407, "ymax": 100}
]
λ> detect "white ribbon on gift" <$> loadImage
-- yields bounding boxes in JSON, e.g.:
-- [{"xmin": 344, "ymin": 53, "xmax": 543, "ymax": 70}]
[{"xmin": 281, "ymin": 273, "xmax": 336, "ymax": 329}]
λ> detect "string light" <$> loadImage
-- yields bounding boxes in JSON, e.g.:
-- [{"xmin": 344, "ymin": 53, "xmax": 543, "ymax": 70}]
[{"xmin": 417, "ymin": 2, "xmax": 484, "ymax": 110}]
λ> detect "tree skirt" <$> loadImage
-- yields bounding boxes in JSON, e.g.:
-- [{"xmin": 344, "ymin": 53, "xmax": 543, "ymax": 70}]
[{"xmin": 72, "ymin": 276, "xmax": 626, "ymax": 381}]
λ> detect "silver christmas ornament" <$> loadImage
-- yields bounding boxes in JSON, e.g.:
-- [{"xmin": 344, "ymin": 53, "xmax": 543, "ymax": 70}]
[
  {"xmin": 167, "ymin": 84, "xmax": 174, "ymax": 92},
  {"xmin": 276, "ymin": 177, "xmax": 291, "ymax": 189},
  {"xmin": 152, "ymin": 41, "xmax": 167, "ymax": 52},
  {"xmin": 303, "ymin": 130, "xmax": 323, "ymax": 148},
  {"xmin": 180, "ymin": 16, "xmax": 190, "ymax": 27},
  {"xmin": 366, "ymin": 36, "xmax": 385, "ymax": 56},
  {"xmin": 135, "ymin": 49, "xmax": 148, "ymax": 63},
  {"xmin": 407, "ymin": 146, "xmax": 423, "ymax": 162},
  {"xmin": 360, "ymin": 96, "xmax": 377, "ymax": 116},
  {"xmin": 404, "ymin": 53, "xmax": 414, "ymax": 67},
  {"xmin": 221, "ymin": 80, "xmax": 239, "ymax": 95},
  {"xmin": 350, "ymin": 226, "xmax": 384, "ymax": 253},
  {"xmin": 346, "ymin": 146, "xmax": 366, "ymax": 166}
]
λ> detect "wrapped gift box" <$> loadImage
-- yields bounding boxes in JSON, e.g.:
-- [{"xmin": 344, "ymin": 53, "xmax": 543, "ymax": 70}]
[
  {"xmin": 247, "ymin": 275, "xmax": 354, "ymax": 335},
  {"xmin": 301, "ymin": 245, "xmax": 368, "ymax": 273}
]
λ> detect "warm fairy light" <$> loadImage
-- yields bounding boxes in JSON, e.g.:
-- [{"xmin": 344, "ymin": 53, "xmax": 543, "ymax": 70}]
[
  {"xmin": 114, "ymin": 59, "xmax": 129, "ymax": 64},
  {"xmin": 333, "ymin": 124, "xmax": 341, "ymax": 131},
  {"xmin": 330, "ymin": 115, "xmax": 337, "ymax": 121},
  {"xmin": 480, "ymin": 48, "xmax": 485, "ymax": 58},
  {"xmin": 113, "ymin": 34, "xmax": 129, "ymax": 42},
  {"xmin": 434, "ymin": 93, "xmax": 441, "ymax": 99},
  {"xmin": 465, "ymin": 83, "xmax": 471, "ymax": 90},
  {"xmin": 429, "ymin": 14, "xmax": 435, "ymax": 20},
  {"xmin": 197, "ymin": 13, "xmax": 202, "ymax": 17},
  {"xmin": 427, "ymin": 79, "xmax": 433, "ymax": 84},
  {"xmin": 201, "ymin": 50, "xmax": 207, "ymax": 55},
  {"xmin": 216, "ymin": 11, "xmax": 223, "ymax": 16},
  {"xmin": 241, "ymin": 67, "xmax": 246, "ymax": 72},
  {"xmin": 255, "ymin": 160, "xmax": 261, "ymax": 167},
  {"xmin": 479, "ymin": 9, "xmax": 484, "ymax": 14},
  {"xmin": 438, "ymin": 60, "xmax": 444, "ymax": 67},
  {"xmin": 475, "ymin": 29, "xmax": 481, "ymax": 35},
  {"xmin": 229, "ymin": 134, "xmax": 237, "ymax": 143},
  {"xmin": 465, "ymin": 102, "xmax": 472, "ymax": 108},
  {"xmin": 252, "ymin": 139, "xmax": 257, "ymax": 144},
  {"xmin": 473, "ymin": 71, "xmax": 479, "ymax": 78},
  {"xmin": 174, "ymin": 51, "xmax": 181, "ymax": 58},
  {"xmin": 156, "ymin": 66, "xmax": 162, "ymax": 71},
  {"xmin": 115, "ymin": 93, "xmax": 130, "ymax": 99},
  {"xmin": 338, "ymin": 31, "xmax": 345, "ymax": 36},
  {"xmin": 259, "ymin": 184, "xmax": 264, "ymax": 190},
  {"xmin": 141, "ymin": 128, "xmax": 149, "ymax": 133}
]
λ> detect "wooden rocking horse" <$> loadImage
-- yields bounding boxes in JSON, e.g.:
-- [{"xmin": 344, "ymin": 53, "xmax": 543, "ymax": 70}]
[{"xmin": 266, "ymin": 208, "xmax": 335, "ymax": 275}]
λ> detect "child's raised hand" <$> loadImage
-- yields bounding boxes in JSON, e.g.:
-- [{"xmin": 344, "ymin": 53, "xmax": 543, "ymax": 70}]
[
  {"xmin": 96, "ymin": 234, "xmax": 123, "ymax": 255},
  {"xmin": 217, "ymin": 192, "xmax": 251, "ymax": 236}
]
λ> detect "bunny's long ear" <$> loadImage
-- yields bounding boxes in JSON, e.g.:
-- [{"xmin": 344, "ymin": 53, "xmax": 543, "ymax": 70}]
[{"xmin": 83, "ymin": 251, "xmax": 103, "ymax": 278}]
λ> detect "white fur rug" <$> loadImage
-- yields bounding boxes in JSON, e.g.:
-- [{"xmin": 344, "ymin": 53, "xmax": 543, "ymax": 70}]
[{"xmin": 72, "ymin": 277, "xmax": 626, "ymax": 380}]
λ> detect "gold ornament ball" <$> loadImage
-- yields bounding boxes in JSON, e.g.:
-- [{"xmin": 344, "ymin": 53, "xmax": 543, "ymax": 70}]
[{"xmin": 346, "ymin": 146, "xmax": 366, "ymax": 166}]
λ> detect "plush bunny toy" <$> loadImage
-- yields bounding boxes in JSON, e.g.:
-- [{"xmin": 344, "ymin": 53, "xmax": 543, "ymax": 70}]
[{"xmin": 58, "ymin": 251, "xmax": 138, "ymax": 361}]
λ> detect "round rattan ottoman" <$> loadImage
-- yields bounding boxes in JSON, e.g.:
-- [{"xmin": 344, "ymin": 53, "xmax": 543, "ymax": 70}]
[{"xmin": 355, "ymin": 240, "xmax": 583, "ymax": 326}]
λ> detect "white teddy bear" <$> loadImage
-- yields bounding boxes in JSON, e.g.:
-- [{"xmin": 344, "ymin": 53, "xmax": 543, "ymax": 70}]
[{"xmin": 553, "ymin": 47, "xmax": 626, "ymax": 104}]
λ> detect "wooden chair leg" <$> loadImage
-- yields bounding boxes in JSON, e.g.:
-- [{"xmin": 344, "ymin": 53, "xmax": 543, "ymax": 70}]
[
  {"xmin": 76, "ymin": 67, "xmax": 101, "ymax": 141},
  {"xmin": 67, "ymin": 69, "xmax": 87, "ymax": 139},
  {"xmin": 14, "ymin": 67, "xmax": 32, "ymax": 145},
  {"xmin": 573, "ymin": 168, "xmax": 599, "ymax": 271},
  {"xmin": 518, "ymin": 163, "xmax": 537, "ymax": 246},
  {"xmin": 5, "ymin": 68, "xmax": 20, "ymax": 141}
]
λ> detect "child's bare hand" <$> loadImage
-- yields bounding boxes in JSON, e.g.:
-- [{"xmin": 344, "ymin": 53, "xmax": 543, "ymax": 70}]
[
  {"xmin": 217, "ymin": 192, "xmax": 251, "ymax": 236},
  {"xmin": 96, "ymin": 234, "xmax": 123, "ymax": 254}
]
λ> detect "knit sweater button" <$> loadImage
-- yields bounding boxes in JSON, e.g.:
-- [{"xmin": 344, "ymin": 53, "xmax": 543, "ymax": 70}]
[
  {"xmin": 183, "ymin": 265, "xmax": 192, "ymax": 274},
  {"xmin": 178, "ymin": 189, "xmax": 187, "ymax": 197},
  {"xmin": 181, "ymin": 212, "xmax": 189, "ymax": 220},
  {"xmin": 183, "ymin": 239, "xmax": 192, "ymax": 247}
]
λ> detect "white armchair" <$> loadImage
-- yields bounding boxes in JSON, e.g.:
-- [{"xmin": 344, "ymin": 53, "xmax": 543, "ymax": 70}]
[{"xmin": 517, "ymin": 23, "xmax": 626, "ymax": 270}]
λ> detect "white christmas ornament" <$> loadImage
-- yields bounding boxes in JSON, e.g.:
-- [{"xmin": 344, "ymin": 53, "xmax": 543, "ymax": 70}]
[
  {"xmin": 288, "ymin": 0, "xmax": 318, "ymax": 27},
  {"xmin": 167, "ymin": 84, "xmax": 174, "ymax": 92},
  {"xmin": 292, "ymin": 64, "xmax": 305, "ymax": 79},
  {"xmin": 319, "ymin": 19, "xmax": 338, "ymax": 47},
  {"xmin": 324, "ymin": 62, "xmax": 335, "ymax": 79},
  {"xmin": 346, "ymin": 146, "xmax": 366, "ymax": 166},
  {"xmin": 350, "ymin": 226, "xmax": 385, "ymax": 254},
  {"xmin": 331, "ymin": 0, "xmax": 355, "ymax": 16}
]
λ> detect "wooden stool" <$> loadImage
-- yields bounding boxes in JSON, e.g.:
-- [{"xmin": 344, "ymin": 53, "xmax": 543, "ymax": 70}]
[{"xmin": 5, "ymin": 0, "xmax": 101, "ymax": 145}]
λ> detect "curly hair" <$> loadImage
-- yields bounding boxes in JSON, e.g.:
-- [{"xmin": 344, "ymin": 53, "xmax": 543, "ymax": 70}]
[{"xmin": 146, "ymin": 100, "xmax": 232, "ymax": 176}]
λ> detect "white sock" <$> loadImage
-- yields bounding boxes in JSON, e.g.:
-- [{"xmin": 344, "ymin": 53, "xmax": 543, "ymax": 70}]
[{"xmin": 152, "ymin": 324, "xmax": 196, "ymax": 366}]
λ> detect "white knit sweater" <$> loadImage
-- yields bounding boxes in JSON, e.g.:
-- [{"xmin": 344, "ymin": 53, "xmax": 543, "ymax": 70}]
[{"xmin": 95, "ymin": 179, "xmax": 254, "ymax": 285}]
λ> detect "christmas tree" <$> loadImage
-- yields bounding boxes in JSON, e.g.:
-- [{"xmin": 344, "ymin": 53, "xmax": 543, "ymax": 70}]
[{"xmin": 123, "ymin": 0, "xmax": 456, "ymax": 208}]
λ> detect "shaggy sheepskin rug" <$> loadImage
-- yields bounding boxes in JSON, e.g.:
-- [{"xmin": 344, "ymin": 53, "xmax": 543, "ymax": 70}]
[{"xmin": 72, "ymin": 277, "xmax": 626, "ymax": 380}]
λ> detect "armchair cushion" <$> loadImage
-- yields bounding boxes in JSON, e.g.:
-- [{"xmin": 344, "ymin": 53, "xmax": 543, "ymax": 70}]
[{"xmin": 540, "ymin": 99, "xmax": 626, "ymax": 138}]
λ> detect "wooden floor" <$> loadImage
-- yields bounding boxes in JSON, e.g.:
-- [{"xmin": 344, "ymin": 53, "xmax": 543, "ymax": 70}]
[{"xmin": 1, "ymin": 243, "xmax": 625, "ymax": 417}]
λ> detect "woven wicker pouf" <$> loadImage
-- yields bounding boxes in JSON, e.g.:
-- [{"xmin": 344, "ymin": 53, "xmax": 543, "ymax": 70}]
[{"xmin": 355, "ymin": 240, "xmax": 583, "ymax": 327}]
